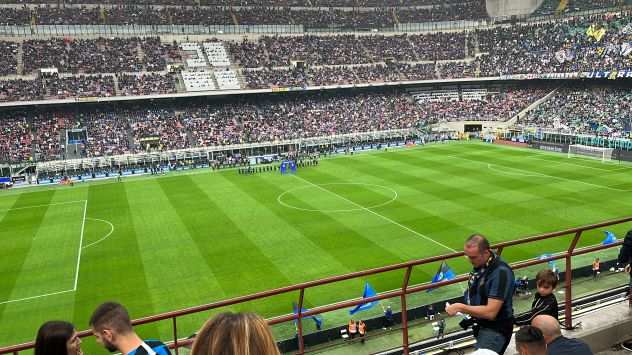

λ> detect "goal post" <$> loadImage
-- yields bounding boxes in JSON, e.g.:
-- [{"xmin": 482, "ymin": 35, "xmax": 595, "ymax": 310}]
[{"xmin": 567, "ymin": 144, "xmax": 614, "ymax": 162}]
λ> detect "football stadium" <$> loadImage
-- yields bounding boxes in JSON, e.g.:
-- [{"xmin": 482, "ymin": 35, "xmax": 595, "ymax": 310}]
[{"xmin": 1, "ymin": 1, "xmax": 632, "ymax": 355}]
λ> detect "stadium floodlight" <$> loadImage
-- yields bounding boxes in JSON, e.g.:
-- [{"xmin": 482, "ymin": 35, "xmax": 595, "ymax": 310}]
[{"xmin": 567, "ymin": 144, "xmax": 614, "ymax": 162}]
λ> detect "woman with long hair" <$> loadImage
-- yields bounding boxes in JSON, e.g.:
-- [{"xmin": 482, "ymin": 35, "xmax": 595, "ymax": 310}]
[
  {"xmin": 191, "ymin": 312, "xmax": 280, "ymax": 355},
  {"xmin": 35, "ymin": 321, "xmax": 82, "ymax": 355}
]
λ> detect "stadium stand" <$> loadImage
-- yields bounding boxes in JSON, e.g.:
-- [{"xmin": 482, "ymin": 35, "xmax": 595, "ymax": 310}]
[
  {"xmin": 519, "ymin": 85, "xmax": 632, "ymax": 136},
  {"xmin": 0, "ymin": 8, "xmax": 630, "ymax": 101},
  {"xmin": 0, "ymin": 87, "xmax": 551, "ymax": 163},
  {"xmin": 214, "ymin": 69, "xmax": 241, "ymax": 90},
  {"xmin": 203, "ymin": 42, "xmax": 232, "ymax": 67},
  {"xmin": 0, "ymin": 2, "xmax": 488, "ymax": 27},
  {"xmin": 117, "ymin": 73, "xmax": 178, "ymax": 96},
  {"xmin": 182, "ymin": 71, "xmax": 217, "ymax": 92}
]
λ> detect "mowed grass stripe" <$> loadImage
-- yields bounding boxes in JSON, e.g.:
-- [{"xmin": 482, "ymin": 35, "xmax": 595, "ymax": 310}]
[
  {"xmin": 194, "ymin": 173, "xmax": 355, "ymax": 283},
  {"xmin": 157, "ymin": 176, "xmax": 292, "ymax": 299},
  {"xmin": 346, "ymin": 151, "xmax": 577, "ymax": 261},
  {"xmin": 295, "ymin": 168, "xmax": 460, "ymax": 260},
  {"xmin": 124, "ymin": 178, "xmax": 227, "ymax": 338},
  {"xmin": 436, "ymin": 144, "xmax": 632, "ymax": 190},
  {"xmin": 71, "ymin": 183, "xmax": 161, "ymax": 345},
  {"xmin": 194, "ymin": 172, "xmax": 369, "ymax": 311},
  {"xmin": 0, "ymin": 191, "xmax": 56, "ymax": 307},
  {"xmin": 400, "ymin": 145, "xmax": 631, "ymax": 246},
  {"xmin": 223, "ymin": 172, "xmax": 407, "ymax": 293}
]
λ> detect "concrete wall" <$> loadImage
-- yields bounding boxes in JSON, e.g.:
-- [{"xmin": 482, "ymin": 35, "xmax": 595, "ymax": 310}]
[{"xmin": 486, "ymin": 0, "xmax": 545, "ymax": 17}]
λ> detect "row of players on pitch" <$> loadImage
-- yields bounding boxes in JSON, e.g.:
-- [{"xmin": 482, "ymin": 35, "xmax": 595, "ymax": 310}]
[{"xmin": 237, "ymin": 159, "xmax": 319, "ymax": 175}]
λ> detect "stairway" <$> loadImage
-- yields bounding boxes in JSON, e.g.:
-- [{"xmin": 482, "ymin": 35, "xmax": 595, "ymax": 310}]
[{"xmin": 16, "ymin": 42, "xmax": 24, "ymax": 76}]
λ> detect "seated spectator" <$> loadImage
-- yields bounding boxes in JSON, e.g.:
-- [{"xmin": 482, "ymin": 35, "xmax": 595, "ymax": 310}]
[
  {"xmin": 191, "ymin": 312, "xmax": 280, "ymax": 355},
  {"xmin": 35, "ymin": 321, "xmax": 83, "ymax": 355},
  {"xmin": 531, "ymin": 315, "xmax": 593, "ymax": 355},
  {"xmin": 89, "ymin": 302, "xmax": 171, "ymax": 355},
  {"xmin": 515, "ymin": 326, "xmax": 546, "ymax": 355},
  {"xmin": 515, "ymin": 269, "xmax": 559, "ymax": 326}
]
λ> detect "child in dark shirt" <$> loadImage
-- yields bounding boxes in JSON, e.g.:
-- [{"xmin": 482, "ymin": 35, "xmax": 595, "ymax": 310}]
[{"xmin": 515, "ymin": 269, "xmax": 559, "ymax": 326}]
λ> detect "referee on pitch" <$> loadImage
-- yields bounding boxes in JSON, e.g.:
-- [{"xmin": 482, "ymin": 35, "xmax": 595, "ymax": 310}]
[{"xmin": 446, "ymin": 234, "xmax": 515, "ymax": 354}]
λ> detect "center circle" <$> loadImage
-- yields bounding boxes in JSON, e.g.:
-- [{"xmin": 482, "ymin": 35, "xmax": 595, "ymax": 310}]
[{"xmin": 277, "ymin": 182, "xmax": 398, "ymax": 213}]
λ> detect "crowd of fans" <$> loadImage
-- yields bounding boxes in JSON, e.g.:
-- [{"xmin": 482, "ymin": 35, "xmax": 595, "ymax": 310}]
[
  {"xmin": 476, "ymin": 11, "xmax": 632, "ymax": 76},
  {"xmin": 533, "ymin": 0, "xmax": 624, "ymax": 17},
  {"xmin": 229, "ymin": 33, "xmax": 466, "ymax": 68},
  {"xmin": 21, "ymin": 37, "xmax": 174, "ymax": 74},
  {"xmin": 520, "ymin": 86, "xmax": 632, "ymax": 136},
  {"xmin": 117, "ymin": 73, "xmax": 177, "ymax": 96},
  {"xmin": 244, "ymin": 62, "xmax": 441, "ymax": 88},
  {"xmin": 0, "ymin": 86, "xmax": 564, "ymax": 163},
  {"xmin": 0, "ymin": 41, "xmax": 19, "ymax": 77},
  {"xmin": 0, "ymin": 0, "xmax": 626, "ymax": 28},
  {"xmin": 0, "ymin": 2, "xmax": 489, "ymax": 27},
  {"xmin": 0, "ymin": 0, "xmax": 477, "ymax": 6},
  {"xmin": 1, "ymin": 9, "xmax": 632, "ymax": 99},
  {"xmin": 419, "ymin": 87, "xmax": 547, "ymax": 122}
]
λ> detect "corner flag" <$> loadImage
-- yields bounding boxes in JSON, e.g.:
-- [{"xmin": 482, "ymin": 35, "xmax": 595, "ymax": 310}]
[
  {"xmin": 349, "ymin": 282, "xmax": 378, "ymax": 315},
  {"xmin": 427, "ymin": 261, "xmax": 456, "ymax": 292}
]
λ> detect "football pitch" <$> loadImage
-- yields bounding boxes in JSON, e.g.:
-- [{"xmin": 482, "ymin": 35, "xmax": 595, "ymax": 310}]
[{"xmin": 1, "ymin": 141, "xmax": 632, "ymax": 350}]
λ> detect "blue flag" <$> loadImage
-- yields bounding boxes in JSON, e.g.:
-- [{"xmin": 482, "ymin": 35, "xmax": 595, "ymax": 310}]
[
  {"xmin": 428, "ymin": 261, "xmax": 456, "ymax": 292},
  {"xmin": 538, "ymin": 253, "xmax": 557, "ymax": 269},
  {"xmin": 292, "ymin": 303, "xmax": 323, "ymax": 329},
  {"xmin": 602, "ymin": 231, "xmax": 617, "ymax": 245},
  {"xmin": 349, "ymin": 282, "xmax": 378, "ymax": 315}
]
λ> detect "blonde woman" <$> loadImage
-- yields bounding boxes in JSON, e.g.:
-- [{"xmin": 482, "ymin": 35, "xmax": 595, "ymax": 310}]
[{"xmin": 191, "ymin": 312, "xmax": 280, "ymax": 355}]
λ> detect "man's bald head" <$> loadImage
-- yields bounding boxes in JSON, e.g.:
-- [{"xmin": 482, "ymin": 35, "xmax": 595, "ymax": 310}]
[{"xmin": 531, "ymin": 315, "xmax": 562, "ymax": 344}]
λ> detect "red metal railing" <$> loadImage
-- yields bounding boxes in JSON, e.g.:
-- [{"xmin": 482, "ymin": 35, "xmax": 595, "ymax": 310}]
[{"xmin": 1, "ymin": 216, "xmax": 631, "ymax": 355}]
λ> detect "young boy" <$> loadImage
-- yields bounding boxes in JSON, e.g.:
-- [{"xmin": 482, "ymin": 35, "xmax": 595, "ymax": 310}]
[{"xmin": 514, "ymin": 269, "xmax": 559, "ymax": 326}]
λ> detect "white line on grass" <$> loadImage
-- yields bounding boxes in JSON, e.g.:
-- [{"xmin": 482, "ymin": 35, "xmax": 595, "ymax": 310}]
[
  {"xmin": 485, "ymin": 163, "xmax": 632, "ymax": 192},
  {"xmin": 73, "ymin": 200, "xmax": 88, "ymax": 291},
  {"xmin": 292, "ymin": 175, "xmax": 457, "ymax": 253},
  {"xmin": 82, "ymin": 218, "xmax": 115, "ymax": 249},
  {"xmin": 444, "ymin": 150, "xmax": 632, "ymax": 192},
  {"xmin": 523, "ymin": 154, "xmax": 616, "ymax": 172},
  {"xmin": 0, "ymin": 200, "xmax": 87, "ymax": 212},
  {"xmin": 0, "ymin": 289, "xmax": 75, "ymax": 305}
]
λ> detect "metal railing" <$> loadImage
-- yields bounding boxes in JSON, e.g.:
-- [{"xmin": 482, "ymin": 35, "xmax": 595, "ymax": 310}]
[{"xmin": 0, "ymin": 216, "xmax": 630, "ymax": 355}]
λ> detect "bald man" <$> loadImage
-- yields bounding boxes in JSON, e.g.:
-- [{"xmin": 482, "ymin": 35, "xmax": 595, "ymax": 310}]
[{"xmin": 531, "ymin": 315, "xmax": 592, "ymax": 355}]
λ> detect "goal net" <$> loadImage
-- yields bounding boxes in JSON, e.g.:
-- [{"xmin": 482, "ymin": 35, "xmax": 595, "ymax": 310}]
[{"xmin": 567, "ymin": 144, "xmax": 614, "ymax": 162}]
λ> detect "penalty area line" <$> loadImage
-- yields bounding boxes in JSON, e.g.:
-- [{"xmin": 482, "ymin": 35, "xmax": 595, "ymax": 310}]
[
  {"xmin": 292, "ymin": 175, "xmax": 457, "ymax": 253},
  {"xmin": 0, "ymin": 289, "xmax": 75, "ymax": 305}
]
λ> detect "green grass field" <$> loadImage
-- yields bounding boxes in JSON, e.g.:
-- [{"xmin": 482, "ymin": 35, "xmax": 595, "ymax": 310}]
[{"xmin": 1, "ymin": 141, "xmax": 632, "ymax": 352}]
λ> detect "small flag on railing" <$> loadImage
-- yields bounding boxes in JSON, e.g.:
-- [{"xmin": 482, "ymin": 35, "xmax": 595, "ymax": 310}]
[
  {"xmin": 538, "ymin": 253, "xmax": 557, "ymax": 269},
  {"xmin": 602, "ymin": 231, "xmax": 617, "ymax": 245},
  {"xmin": 349, "ymin": 282, "xmax": 378, "ymax": 315},
  {"xmin": 427, "ymin": 261, "xmax": 456, "ymax": 292},
  {"xmin": 292, "ymin": 303, "xmax": 323, "ymax": 329}
]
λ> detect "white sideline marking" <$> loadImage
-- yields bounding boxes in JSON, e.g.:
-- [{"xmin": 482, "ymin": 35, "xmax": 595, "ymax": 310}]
[
  {"xmin": 292, "ymin": 175, "xmax": 457, "ymax": 253},
  {"xmin": 82, "ymin": 218, "xmax": 115, "ymax": 249},
  {"xmin": 442, "ymin": 151, "xmax": 632, "ymax": 193},
  {"xmin": 0, "ymin": 289, "xmax": 75, "ymax": 305},
  {"xmin": 0, "ymin": 200, "xmax": 86, "ymax": 212},
  {"xmin": 0, "ymin": 200, "xmax": 89, "ymax": 304},
  {"xmin": 485, "ymin": 163, "xmax": 632, "ymax": 192},
  {"xmin": 73, "ymin": 200, "xmax": 88, "ymax": 291},
  {"xmin": 523, "ymin": 154, "xmax": 616, "ymax": 172}
]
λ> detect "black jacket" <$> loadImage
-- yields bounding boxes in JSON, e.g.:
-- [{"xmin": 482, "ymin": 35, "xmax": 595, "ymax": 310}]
[
  {"xmin": 514, "ymin": 292, "xmax": 558, "ymax": 326},
  {"xmin": 617, "ymin": 229, "xmax": 632, "ymax": 275}
]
